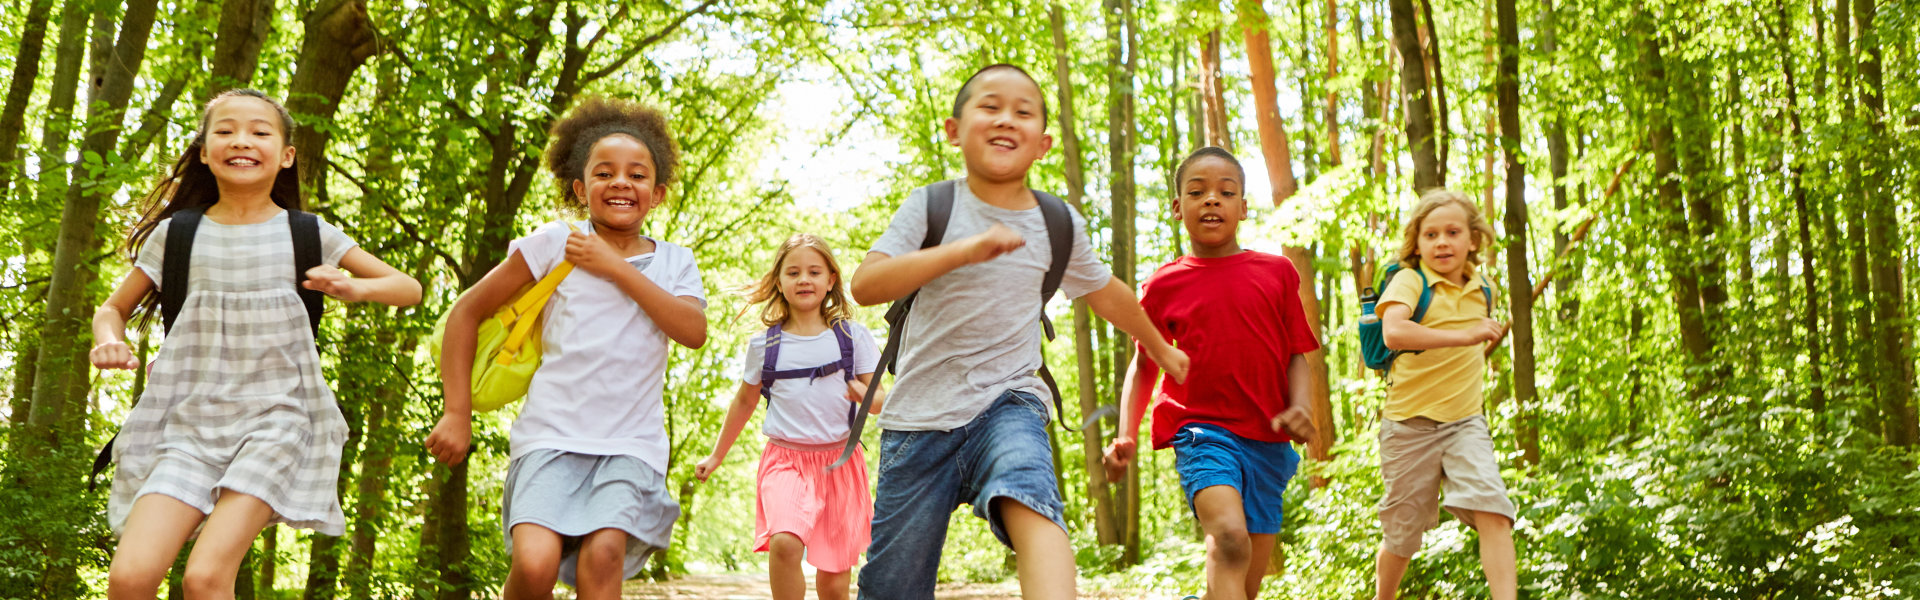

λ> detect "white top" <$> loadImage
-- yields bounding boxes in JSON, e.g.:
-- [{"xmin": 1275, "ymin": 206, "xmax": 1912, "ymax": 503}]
[
  {"xmin": 507, "ymin": 220, "xmax": 706, "ymax": 475},
  {"xmin": 867, "ymin": 179, "xmax": 1110, "ymax": 431},
  {"xmin": 737, "ymin": 320, "xmax": 881, "ymax": 445}
]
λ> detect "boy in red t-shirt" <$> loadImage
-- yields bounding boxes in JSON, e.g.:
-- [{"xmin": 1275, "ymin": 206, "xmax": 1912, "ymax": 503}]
[{"xmin": 1104, "ymin": 147, "xmax": 1320, "ymax": 600}]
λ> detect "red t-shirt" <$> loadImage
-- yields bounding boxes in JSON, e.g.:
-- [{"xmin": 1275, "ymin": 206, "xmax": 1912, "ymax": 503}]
[{"xmin": 1137, "ymin": 251, "xmax": 1321, "ymax": 449}]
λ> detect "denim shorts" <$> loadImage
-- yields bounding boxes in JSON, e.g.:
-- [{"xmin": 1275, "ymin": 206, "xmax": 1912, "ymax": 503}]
[
  {"xmin": 857, "ymin": 390, "xmax": 1067, "ymax": 600},
  {"xmin": 1172, "ymin": 423, "xmax": 1300, "ymax": 535}
]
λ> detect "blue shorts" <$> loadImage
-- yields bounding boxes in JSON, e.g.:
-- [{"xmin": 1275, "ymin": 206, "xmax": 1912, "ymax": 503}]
[
  {"xmin": 1172, "ymin": 423, "xmax": 1300, "ymax": 534},
  {"xmin": 858, "ymin": 390, "xmax": 1067, "ymax": 600}
]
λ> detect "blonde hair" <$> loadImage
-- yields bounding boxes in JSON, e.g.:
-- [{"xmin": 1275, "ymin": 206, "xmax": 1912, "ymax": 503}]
[
  {"xmin": 1394, "ymin": 188, "xmax": 1498, "ymax": 271},
  {"xmin": 740, "ymin": 233, "xmax": 854, "ymax": 328}
]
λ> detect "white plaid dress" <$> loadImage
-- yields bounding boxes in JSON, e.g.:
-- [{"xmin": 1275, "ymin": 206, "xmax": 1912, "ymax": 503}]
[{"xmin": 108, "ymin": 211, "xmax": 353, "ymax": 536}]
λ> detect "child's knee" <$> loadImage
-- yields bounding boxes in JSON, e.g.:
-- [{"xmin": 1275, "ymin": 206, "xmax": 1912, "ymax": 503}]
[
  {"xmin": 1473, "ymin": 511, "xmax": 1514, "ymax": 533},
  {"xmin": 179, "ymin": 562, "xmax": 233, "ymax": 599},
  {"xmin": 106, "ymin": 559, "xmax": 168, "ymax": 595},
  {"xmin": 1206, "ymin": 528, "xmax": 1253, "ymax": 566},
  {"xmin": 509, "ymin": 544, "xmax": 562, "ymax": 586},
  {"xmin": 767, "ymin": 532, "xmax": 806, "ymax": 564}
]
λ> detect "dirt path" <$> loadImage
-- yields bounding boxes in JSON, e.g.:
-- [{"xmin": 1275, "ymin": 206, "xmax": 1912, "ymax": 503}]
[{"xmin": 621, "ymin": 572, "xmax": 1151, "ymax": 599}]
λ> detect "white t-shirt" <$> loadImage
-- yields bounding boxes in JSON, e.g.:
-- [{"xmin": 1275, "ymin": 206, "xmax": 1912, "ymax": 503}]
[
  {"xmin": 737, "ymin": 320, "xmax": 880, "ymax": 445},
  {"xmin": 506, "ymin": 220, "xmax": 706, "ymax": 475},
  {"xmin": 868, "ymin": 179, "xmax": 1110, "ymax": 431}
]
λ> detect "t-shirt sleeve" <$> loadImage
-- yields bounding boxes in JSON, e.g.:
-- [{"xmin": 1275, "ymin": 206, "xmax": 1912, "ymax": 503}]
[
  {"xmin": 869, "ymin": 186, "xmax": 930, "ymax": 258},
  {"xmin": 739, "ymin": 332, "xmax": 767, "ymax": 384},
  {"xmin": 1274, "ymin": 258, "xmax": 1321, "ymax": 355},
  {"xmin": 668, "ymin": 246, "xmax": 706, "ymax": 307},
  {"xmin": 1059, "ymin": 204, "xmax": 1112, "ymax": 300},
  {"xmin": 134, "ymin": 218, "xmax": 172, "ymax": 289},
  {"xmin": 506, "ymin": 221, "xmax": 570, "ymax": 280},
  {"xmin": 852, "ymin": 321, "xmax": 880, "ymax": 375},
  {"xmin": 315, "ymin": 218, "xmax": 359, "ymax": 266},
  {"xmin": 1377, "ymin": 267, "xmax": 1425, "ymax": 317}
]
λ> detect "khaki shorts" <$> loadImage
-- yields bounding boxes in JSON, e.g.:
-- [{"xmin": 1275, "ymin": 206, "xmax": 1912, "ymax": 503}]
[{"xmin": 1377, "ymin": 414, "xmax": 1517, "ymax": 558}]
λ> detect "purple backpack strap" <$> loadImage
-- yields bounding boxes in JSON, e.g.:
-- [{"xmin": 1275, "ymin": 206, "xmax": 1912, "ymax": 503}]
[
  {"xmin": 759, "ymin": 323, "xmax": 782, "ymax": 402},
  {"xmin": 833, "ymin": 320, "xmax": 856, "ymax": 382}
]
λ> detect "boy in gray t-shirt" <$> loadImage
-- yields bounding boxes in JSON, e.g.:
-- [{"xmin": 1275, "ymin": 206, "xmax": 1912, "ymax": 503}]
[{"xmin": 849, "ymin": 63, "xmax": 1190, "ymax": 600}]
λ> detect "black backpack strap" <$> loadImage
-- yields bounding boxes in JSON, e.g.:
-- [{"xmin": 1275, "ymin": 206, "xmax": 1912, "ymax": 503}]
[
  {"xmin": 831, "ymin": 182, "xmax": 957, "ymax": 470},
  {"xmin": 160, "ymin": 207, "xmax": 204, "ymax": 334},
  {"xmin": 288, "ymin": 209, "xmax": 324, "ymax": 337},
  {"xmin": 1032, "ymin": 191, "xmax": 1075, "ymax": 431}
]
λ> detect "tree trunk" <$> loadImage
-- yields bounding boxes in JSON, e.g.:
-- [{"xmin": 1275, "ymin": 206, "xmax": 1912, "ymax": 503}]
[
  {"xmin": 206, "ymin": 0, "xmax": 276, "ymax": 99},
  {"xmin": 1388, "ymin": 0, "xmax": 1441, "ymax": 190},
  {"xmin": 13, "ymin": 0, "xmax": 158, "ymax": 592},
  {"xmin": 1049, "ymin": 0, "xmax": 1120, "ymax": 547},
  {"xmin": 1199, "ymin": 29, "xmax": 1232, "ymax": 150},
  {"xmin": 1105, "ymin": 0, "xmax": 1144, "ymax": 564},
  {"xmin": 1419, "ymin": 0, "xmax": 1451, "ymax": 177},
  {"xmin": 287, "ymin": 0, "xmax": 382, "ymax": 195},
  {"xmin": 1641, "ymin": 32, "xmax": 1714, "ymax": 384},
  {"xmin": 0, "ymin": 0, "xmax": 56, "ymax": 196},
  {"xmin": 256, "ymin": 526, "xmax": 277, "ymax": 595},
  {"xmin": 1323, "ymin": 0, "xmax": 1341, "ymax": 167},
  {"xmin": 1242, "ymin": 2, "xmax": 1295, "ymax": 200},
  {"xmin": 1494, "ymin": 0, "xmax": 1538, "ymax": 467},
  {"xmin": 1853, "ymin": 0, "xmax": 1915, "ymax": 446}
]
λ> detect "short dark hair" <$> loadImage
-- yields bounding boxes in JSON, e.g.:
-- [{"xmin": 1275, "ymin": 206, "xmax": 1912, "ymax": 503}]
[
  {"xmin": 951, "ymin": 63, "xmax": 1049, "ymax": 129},
  {"xmin": 1174, "ymin": 146, "xmax": 1246, "ymax": 189}
]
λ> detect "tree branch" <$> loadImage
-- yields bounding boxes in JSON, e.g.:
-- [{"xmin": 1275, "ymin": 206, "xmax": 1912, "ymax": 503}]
[{"xmin": 581, "ymin": 0, "xmax": 722, "ymax": 83}]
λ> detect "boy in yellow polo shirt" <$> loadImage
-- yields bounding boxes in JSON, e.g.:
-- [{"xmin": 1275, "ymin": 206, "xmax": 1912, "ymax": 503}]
[{"xmin": 1374, "ymin": 188, "xmax": 1517, "ymax": 600}]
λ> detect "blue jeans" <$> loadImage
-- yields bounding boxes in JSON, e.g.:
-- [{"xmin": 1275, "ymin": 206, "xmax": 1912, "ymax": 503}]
[
  {"xmin": 857, "ymin": 391, "xmax": 1068, "ymax": 600},
  {"xmin": 1172, "ymin": 423, "xmax": 1300, "ymax": 534}
]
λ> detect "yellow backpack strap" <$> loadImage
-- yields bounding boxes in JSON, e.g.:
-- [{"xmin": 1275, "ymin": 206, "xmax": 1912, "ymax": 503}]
[{"xmin": 495, "ymin": 223, "xmax": 580, "ymax": 365}]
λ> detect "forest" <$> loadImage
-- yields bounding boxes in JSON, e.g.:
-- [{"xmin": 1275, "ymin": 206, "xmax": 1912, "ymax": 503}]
[{"xmin": 0, "ymin": 0, "xmax": 1915, "ymax": 597}]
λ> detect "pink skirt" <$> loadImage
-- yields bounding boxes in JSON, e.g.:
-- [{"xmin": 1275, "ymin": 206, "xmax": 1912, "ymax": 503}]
[{"xmin": 753, "ymin": 438, "xmax": 872, "ymax": 573}]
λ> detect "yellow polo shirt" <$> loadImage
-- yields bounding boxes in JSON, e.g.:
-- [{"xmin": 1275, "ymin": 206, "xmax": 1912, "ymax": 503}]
[{"xmin": 1378, "ymin": 263, "xmax": 1494, "ymax": 423}]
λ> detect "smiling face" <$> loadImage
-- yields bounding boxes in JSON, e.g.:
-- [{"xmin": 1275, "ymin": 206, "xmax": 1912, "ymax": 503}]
[
  {"xmin": 1173, "ymin": 154, "xmax": 1248, "ymax": 257},
  {"xmin": 570, "ymin": 134, "xmax": 662, "ymax": 232},
  {"xmin": 199, "ymin": 96, "xmax": 295, "ymax": 189},
  {"xmin": 777, "ymin": 246, "xmax": 836, "ymax": 317},
  {"xmin": 943, "ymin": 68, "xmax": 1053, "ymax": 185},
  {"xmin": 1415, "ymin": 201, "xmax": 1478, "ymax": 280}
]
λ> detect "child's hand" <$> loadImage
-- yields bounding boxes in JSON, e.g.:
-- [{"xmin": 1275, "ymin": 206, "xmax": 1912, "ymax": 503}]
[
  {"xmin": 302, "ymin": 265, "xmax": 363, "ymax": 301},
  {"xmin": 846, "ymin": 378, "xmax": 869, "ymax": 404},
  {"xmin": 89, "ymin": 341, "xmax": 140, "ymax": 370},
  {"xmin": 1470, "ymin": 318, "xmax": 1506, "ymax": 345},
  {"xmin": 1271, "ymin": 404, "xmax": 1316, "ymax": 445},
  {"xmin": 424, "ymin": 414, "xmax": 472, "ymax": 466},
  {"xmin": 565, "ymin": 232, "xmax": 626, "ymax": 278},
  {"xmin": 693, "ymin": 454, "xmax": 722, "ymax": 482},
  {"xmin": 1150, "ymin": 345, "xmax": 1192, "ymax": 385},
  {"xmin": 963, "ymin": 223, "xmax": 1026, "ymax": 264},
  {"xmin": 1102, "ymin": 437, "xmax": 1137, "ymax": 483}
]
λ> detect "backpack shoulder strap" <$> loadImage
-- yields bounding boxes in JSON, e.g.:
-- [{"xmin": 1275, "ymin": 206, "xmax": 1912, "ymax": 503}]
[
  {"xmin": 1409, "ymin": 265, "xmax": 1435, "ymax": 323},
  {"xmin": 1478, "ymin": 275, "xmax": 1495, "ymax": 317},
  {"xmin": 160, "ymin": 207, "xmax": 205, "ymax": 333},
  {"xmin": 923, "ymin": 180, "xmax": 957, "ymax": 249},
  {"xmin": 759, "ymin": 323, "xmax": 783, "ymax": 402},
  {"xmin": 1034, "ymin": 190, "xmax": 1072, "ymax": 341},
  {"xmin": 288, "ymin": 209, "xmax": 324, "ymax": 337},
  {"xmin": 833, "ymin": 320, "xmax": 856, "ymax": 381}
]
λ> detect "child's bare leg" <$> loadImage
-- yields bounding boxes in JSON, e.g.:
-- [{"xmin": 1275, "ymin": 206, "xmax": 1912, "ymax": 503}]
[
  {"xmin": 180, "ymin": 491, "xmax": 275, "ymax": 600},
  {"xmin": 109, "ymin": 494, "xmax": 206, "ymax": 600},
  {"xmin": 814, "ymin": 568, "xmax": 851, "ymax": 600},
  {"xmin": 1375, "ymin": 548, "xmax": 1412, "ymax": 600},
  {"xmin": 1192, "ymin": 486, "xmax": 1252, "ymax": 600},
  {"xmin": 767, "ymin": 532, "xmax": 806, "ymax": 600},
  {"xmin": 997, "ymin": 498, "xmax": 1076, "ymax": 600},
  {"xmin": 1244, "ymin": 533, "xmax": 1278, "ymax": 599},
  {"xmin": 573, "ymin": 528, "xmax": 628, "ymax": 600},
  {"xmin": 1474, "ymin": 512, "xmax": 1516, "ymax": 600},
  {"xmin": 503, "ymin": 524, "xmax": 562, "ymax": 600}
]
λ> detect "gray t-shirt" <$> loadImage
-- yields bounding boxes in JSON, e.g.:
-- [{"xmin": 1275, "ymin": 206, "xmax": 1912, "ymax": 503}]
[{"xmin": 868, "ymin": 179, "xmax": 1111, "ymax": 431}]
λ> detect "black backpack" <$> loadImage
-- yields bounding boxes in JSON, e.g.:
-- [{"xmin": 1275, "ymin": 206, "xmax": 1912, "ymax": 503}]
[
  {"xmin": 89, "ymin": 207, "xmax": 326, "ymax": 489},
  {"xmin": 829, "ymin": 180, "xmax": 1075, "ymax": 470}
]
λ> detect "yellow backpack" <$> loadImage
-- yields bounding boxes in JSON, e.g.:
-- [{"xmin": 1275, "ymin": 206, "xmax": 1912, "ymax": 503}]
[{"xmin": 431, "ymin": 224, "xmax": 577, "ymax": 412}]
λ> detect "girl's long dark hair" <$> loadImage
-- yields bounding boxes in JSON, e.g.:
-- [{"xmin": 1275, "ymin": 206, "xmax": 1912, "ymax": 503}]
[{"xmin": 125, "ymin": 89, "xmax": 301, "ymax": 322}]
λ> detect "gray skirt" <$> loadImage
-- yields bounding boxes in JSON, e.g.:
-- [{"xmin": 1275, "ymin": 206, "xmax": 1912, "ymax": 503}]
[{"xmin": 502, "ymin": 449, "xmax": 680, "ymax": 585}]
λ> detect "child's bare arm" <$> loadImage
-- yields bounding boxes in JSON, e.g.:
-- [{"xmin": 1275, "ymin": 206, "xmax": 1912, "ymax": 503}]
[
  {"xmin": 1103, "ymin": 348, "xmax": 1162, "ymax": 482},
  {"xmin": 567, "ymin": 233, "xmax": 708, "ymax": 349},
  {"xmin": 694, "ymin": 382, "xmax": 762, "ymax": 481},
  {"xmin": 1085, "ymin": 277, "xmax": 1189, "ymax": 383},
  {"xmin": 1380, "ymin": 302, "xmax": 1502, "ymax": 351},
  {"xmin": 850, "ymin": 224, "xmax": 1026, "ymax": 306},
  {"xmin": 307, "ymin": 247, "xmax": 423, "ymax": 307},
  {"xmin": 848, "ymin": 372, "xmax": 887, "ymax": 415},
  {"xmin": 90, "ymin": 270, "xmax": 156, "ymax": 370},
  {"xmin": 426, "ymin": 252, "xmax": 535, "ymax": 466},
  {"xmin": 1271, "ymin": 354, "xmax": 1317, "ymax": 444}
]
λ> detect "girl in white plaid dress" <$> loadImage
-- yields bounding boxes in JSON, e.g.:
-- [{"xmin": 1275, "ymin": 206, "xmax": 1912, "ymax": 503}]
[{"xmin": 89, "ymin": 89, "xmax": 421, "ymax": 599}]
